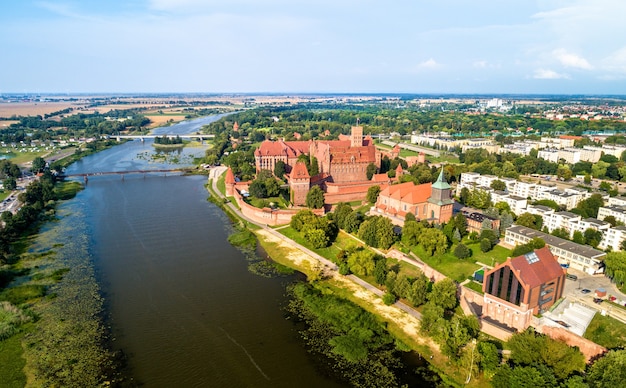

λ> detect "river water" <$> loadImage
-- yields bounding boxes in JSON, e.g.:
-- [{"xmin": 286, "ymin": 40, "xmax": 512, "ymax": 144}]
[{"xmin": 57, "ymin": 116, "xmax": 345, "ymax": 387}]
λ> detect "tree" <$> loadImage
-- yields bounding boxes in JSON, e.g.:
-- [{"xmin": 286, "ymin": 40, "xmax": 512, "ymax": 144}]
[
  {"xmin": 401, "ymin": 220, "xmax": 423, "ymax": 247},
  {"xmin": 604, "ymin": 251, "xmax": 626, "ymax": 287},
  {"xmin": 290, "ymin": 209, "xmax": 317, "ymax": 231},
  {"xmin": 31, "ymin": 156, "xmax": 46, "ymax": 172},
  {"xmin": 274, "ymin": 160, "xmax": 286, "ymax": 178},
  {"xmin": 478, "ymin": 342, "xmax": 500, "ymax": 373},
  {"xmin": 419, "ymin": 228, "xmax": 448, "ymax": 256},
  {"xmin": 373, "ymin": 256, "xmax": 388, "ymax": 285},
  {"xmin": 358, "ymin": 216, "xmax": 395, "ymax": 249},
  {"xmin": 428, "ymin": 278, "xmax": 457, "ymax": 311},
  {"xmin": 500, "ymin": 212, "xmax": 514, "ymax": 234},
  {"xmin": 551, "ymin": 227, "xmax": 570, "ymax": 239},
  {"xmin": 420, "ymin": 302, "xmax": 445, "ymax": 335},
  {"xmin": 407, "ymin": 272, "xmax": 429, "ymax": 307},
  {"xmin": 587, "ymin": 350, "xmax": 626, "ymax": 387},
  {"xmin": 343, "ymin": 211, "xmax": 362, "ymax": 233},
  {"xmin": 347, "ymin": 249, "xmax": 376, "ymax": 276},
  {"xmin": 248, "ymin": 179, "xmax": 267, "ymax": 198},
  {"xmin": 583, "ymin": 228, "xmax": 603, "ymax": 248},
  {"xmin": 460, "ymin": 187, "xmax": 470, "ymax": 205},
  {"xmin": 490, "ymin": 179, "xmax": 506, "ymax": 191},
  {"xmin": 572, "ymin": 230, "xmax": 585, "ymax": 244},
  {"xmin": 366, "ymin": 185, "xmax": 381, "ymax": 204},
  {"xmin": 480, "ymin": 238, "xmax": 492, "ymax": 253},
  {"xmin": 516, "ymin": 212, "xmax": 541, "ymax": 230},
  {"xmin": 3, "ymin": 176, "xmax": 17, "ymax": 191},
  {"xmin": 404, "ymin": 212, "xmax": 416, "ymax": 223},
  {"xmin": 306, "ymin": 186, "xmax": 324, "ymax": 209},
  {"xmin": 454, "ymin": 243, "xmax": 471, "ymax": 259},
  {"xmin": 366, "ymin": 163, "xmax": 377, "ymax": 180},
  {"xmin": 264, "ymin": 177, "xmax": 281, "ymax": 197},
  {"xmin": 303, "ymin": 226, "xmax": 329, "ymax": 248}
]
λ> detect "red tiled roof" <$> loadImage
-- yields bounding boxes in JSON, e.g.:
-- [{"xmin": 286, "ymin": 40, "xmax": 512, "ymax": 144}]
[
  {"xmin": 379, "ymin": 182, "xmax": 432, "ymax": 205},
  {"xmin": 372, "ymin": 173, "xmax": 392, "ymax": 182},
  {"xmin": 290, "ymin": 162, "xmax": 310, "ymax": 179},
  {"xmin": 509, "ymin": 246, "xmax": 565, "ymax": 289}
]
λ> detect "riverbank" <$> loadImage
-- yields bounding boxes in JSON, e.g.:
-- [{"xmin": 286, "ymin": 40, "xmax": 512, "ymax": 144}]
[{"xmin": 206, "ymin": 170, "xmax": 473, "ymax": 387}]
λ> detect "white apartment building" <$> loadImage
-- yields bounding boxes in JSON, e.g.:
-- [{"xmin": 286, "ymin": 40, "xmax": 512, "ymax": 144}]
[
  {"xmin": 490, "ymin": 192, "xmax": 528, "ymax": 215},
  {"xmin": 538, "ymin": 149, "xmax": 560, "ymax": 163},
  {"xmin": 538, "ymin": 189, "xmax": 584, "ymax": 210},
  {"xmin": 558, "ymin": 148, "xmax": 582, "ymax": 164},
  {"xmin": 580, "ymin": 147, "xmax": 602, "ymax": 163},
  {"xmin": 608, "ymin": 196, "xmax": 626, "ymax": 207},
  {"xmin": 598, "ymin": 205, "xmax": 626, "ymax": 224},
  {"xmin": 599, "ymin": 225, "xmax": 626, "ymax": 251}
]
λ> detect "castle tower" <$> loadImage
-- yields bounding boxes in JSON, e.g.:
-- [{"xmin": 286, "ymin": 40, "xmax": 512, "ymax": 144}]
[
  {"xmin": 395, "ymin": 163, "xmax": 403, "ymax": 178},
  {"xmin": 427, "ymin": 169, "xmax": 453, "ymax": 223},
  {"xmin": 289, "ymin": 162, "xmax": 311, "ymax": 206},
  {"xmin": 233, "ymin": 122, "xmax": 239, "ymax": 132},
  {"xmin": 224, "ymin": 167, "xmax": 236, "ymax": 196},
  {"xmin": 350, "ymin": 126, "xmax": 363, "ymax": 147}
]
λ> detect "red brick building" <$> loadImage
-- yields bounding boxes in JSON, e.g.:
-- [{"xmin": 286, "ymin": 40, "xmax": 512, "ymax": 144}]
[
  {"xmin": 373, "ymin": 170, "xmax": 454, "ymax": 225},
  {"xmin": 482, "ymin": 246, "xmax": 566, "ymax": 331}
]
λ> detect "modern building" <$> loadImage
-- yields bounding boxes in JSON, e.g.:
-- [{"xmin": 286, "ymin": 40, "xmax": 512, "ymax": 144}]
[{"xmin": 482, "ymin": 246, "xmax": 566, "ymax": 331}]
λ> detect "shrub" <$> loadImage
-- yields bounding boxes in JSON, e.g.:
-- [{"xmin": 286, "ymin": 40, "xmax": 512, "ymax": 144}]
[
  {"xmin": 382, "ymin": 292, "xmax": 397, "ymax": 305},
  {"xmin": 480, "ymin": 238, "xmax": 493, "ymax": 253}
]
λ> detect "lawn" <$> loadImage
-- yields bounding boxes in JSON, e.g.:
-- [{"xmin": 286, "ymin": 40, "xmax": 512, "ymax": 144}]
[
  {"xmin": 410, "ymin": 244, "xmax": 482, "ymax": 282},
  {"xmin": 584, "ymin": 313, "xmax": 626, "ymax": 349},
  {"xmin": 0, "ymin": 149, "xmax": 49, "ymax": 166},
  {"xmin": 464, "ymin": 281, "xmax": 484, "ymax": 294}
]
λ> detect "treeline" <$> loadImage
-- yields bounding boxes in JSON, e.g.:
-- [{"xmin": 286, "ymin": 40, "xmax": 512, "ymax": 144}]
[
  {"xmin": 2, "ymin": 109, "xmax": 150, "ymax": 143},
  {"xmin": 153, "ymin": 135, "xmax": 182, "ymax": 145},
  {"xmin": 202, "ymin": 105, "xmax": 626, "ymax": 140}
]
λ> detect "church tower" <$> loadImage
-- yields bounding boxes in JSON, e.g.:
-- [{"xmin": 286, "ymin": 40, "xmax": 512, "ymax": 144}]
[{"xmin": 427, "ymin": 169, "xmax": 453, "ymax": 223}]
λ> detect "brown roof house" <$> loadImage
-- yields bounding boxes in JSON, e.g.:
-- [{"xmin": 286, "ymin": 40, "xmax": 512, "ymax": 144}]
[{"xmin": 482, "ymin": 246, "xmax": 566, "ymax": 331}]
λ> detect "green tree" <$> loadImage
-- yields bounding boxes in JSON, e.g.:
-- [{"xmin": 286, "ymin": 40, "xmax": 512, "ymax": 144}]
[
  {"xmin": 583, "ymin": 228, "xmax": 603, "ymax": 248},
  {"xmin": 343, "ymin": 211, "xmax": 362, "ymax": 233},
  {"xmin": 428, "ymin": 278, "xmax": 457, "ymax": 311},
  {"xmin": 404, "ymin": 212, "xmax": 416, "ymax": 223},
  {"xmin": 303, "ymin": 226, "xmax": 330, "ymax": 248},
  {"xmin": 480, "ymin": 238, "xmax": 492, "ymax": 253},
  {"xmin": 264, "ymin": 177, "xmax": 281, "ymax": 197},
  {"xmin": 373, "ymin": 256, "xmax": 388, "ymax": 285},
  {"xmin": 366, "ymin": 163, "xmax": 377, "ymax": 180},
  {"xmin": 454, "ymin": 243, "xmax": 471, "ymax": 259},
  {"xmin": 31, "ymin": 156, "xmax": 46, "ymax": 172},
  {"xmin": 3, "ymin": 176, "xmax": 17, "ymax": 191},
  {"xmin": 306, "ymin": 186, "xmax": 324, "ymax": 209},
  {"xmin": 490, "ymin": 179, "xmax": 506, "ymax": 191},
  {"xmin": 347, "ymin": 249, "xmax": 376, "ymax": 276},
  {"xmin": 419, "ymin": 302, "xmax": 445, "ymax": 334},
  {"xmin": 516, "ymin": 212, "xmax": 541, "ymax": 230},
  {"xmin": 333, "ymin": 202, "xmax": 353, "ymax": 230},
  {"xmin": 604, "ymin": 251, "xmax": 626, "ymax": 287},
  {"xmin": 366, "ymin": 185, "xmax": 381, "ymax": 204},
  {"xmin": 478, "ymin": 342, "xmax": 500, "ymax": 373},
  {"xmin": 401, "ymin": 220, "xmax": 423, "ymax": 247},
  {"xmin": 419, "ymin": 228, "xmax": 448, "ymax": 256},
  {"xmin": 274, "ymin": 160, "xmax": 286, "ymax": 178},
  {"xmin": 290, "ymin": 209, "xmax": 317, "ymax": 231},
  {"xmin": 587, "ymin": 349, "xmax": 626, "ymax": 387},
  {"xmin": 572, "ymin": 230, "xmax": 585, "ymax": 244},
  {"xmin": 407, "ymin": 272, "xmax": 429, "ymax": 307}
]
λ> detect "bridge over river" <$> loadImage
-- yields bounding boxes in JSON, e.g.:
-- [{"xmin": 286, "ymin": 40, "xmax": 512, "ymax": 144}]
[
  {"xmin": 62, "ymin": 168, "xmax": 195, "ymax": 181},
  {"xmin": 111, "ymin": 134, "xmax": 215, "ymax": 141}
]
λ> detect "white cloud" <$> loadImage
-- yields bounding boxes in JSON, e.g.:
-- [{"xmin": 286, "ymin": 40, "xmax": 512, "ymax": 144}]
[
  {"xmin": 416, "ymin": 58, "xmax": 440, "ymax": 70},
  {"xmin": 533, "ymin": 69, "xmax": 570, "ymax": 79},
  {"xmin": 553, "ymin": 48, "xmax": 593, "ymax": 70}
]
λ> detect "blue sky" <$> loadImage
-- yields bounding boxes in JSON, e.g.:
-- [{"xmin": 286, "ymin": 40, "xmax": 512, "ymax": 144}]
[{"xmin": 1, "ymin": 0, "xmax": 625, "ymax": 94}]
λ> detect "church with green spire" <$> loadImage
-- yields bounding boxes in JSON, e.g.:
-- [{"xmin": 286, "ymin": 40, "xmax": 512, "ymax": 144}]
[{"xmin": 373, "ymin": 167, "xmax": 455, "ymax": 225}]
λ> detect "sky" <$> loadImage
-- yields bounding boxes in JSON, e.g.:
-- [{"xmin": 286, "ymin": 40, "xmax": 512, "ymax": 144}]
[{"xmin": 1, "ymin": 0, "xmax": 626, "ymax": 95}]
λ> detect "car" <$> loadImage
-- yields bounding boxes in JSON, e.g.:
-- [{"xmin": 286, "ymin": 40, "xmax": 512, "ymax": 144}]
[
  {"xmin": 566, "ymin": 274, "xmax": 578, "ymax": 281},
  {"xmin": 581, "ymin": 289, "xmax": 591, "ymax": 294},
  {"xmin": 593, "ymin": 298, "xmax": 603, "ymax": 304}
]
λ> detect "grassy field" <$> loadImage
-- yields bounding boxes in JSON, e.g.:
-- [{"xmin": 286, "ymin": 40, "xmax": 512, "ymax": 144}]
[
  {"xmin": 408, "ymin": 240, "xmax": 511, "ymax": 282},
  {"xmin": 279, "ymin": 227, "xmax": 362, "ymax": 264},
  {"xmin": 584, "ymin": 313, "xmax": 626, "ymax": 349},
  {"xmin": 0, "ymin": 149, "xmax": 49, "ymax": 165}
]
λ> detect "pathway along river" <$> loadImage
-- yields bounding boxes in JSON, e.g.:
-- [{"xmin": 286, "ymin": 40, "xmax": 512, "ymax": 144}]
[{"xmin": 56, "ymin": 115, "xmax": 344, "ymax": 387}]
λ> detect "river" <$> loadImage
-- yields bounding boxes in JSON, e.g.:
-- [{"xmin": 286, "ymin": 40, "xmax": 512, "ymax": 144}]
[{"xmin": 54, "ymin": 115, "xmax": 345, "ymax": 387}]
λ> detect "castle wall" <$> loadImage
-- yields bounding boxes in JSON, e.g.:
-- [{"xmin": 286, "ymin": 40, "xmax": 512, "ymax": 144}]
[{"xmin": 230, "ymin": 188, "xmax": 324, "ymax": 226}]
